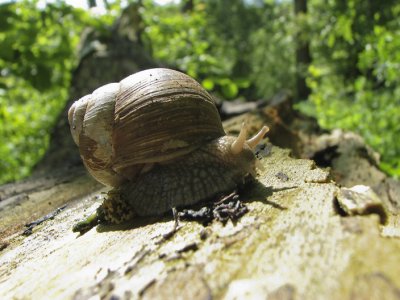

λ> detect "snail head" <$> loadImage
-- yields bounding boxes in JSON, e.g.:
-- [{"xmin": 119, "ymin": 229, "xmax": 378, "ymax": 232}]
[{"xmin": 229, "ymin": 123, "xmax": 269, "ymax": 176}]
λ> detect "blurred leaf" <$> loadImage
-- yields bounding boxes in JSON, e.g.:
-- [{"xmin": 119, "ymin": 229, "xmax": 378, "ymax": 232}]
[
  {"xmin": 202, "ymin": 78, "xmax": 214, "ymax": 90},
  {"xmin": 221, "ymin": 81, "xmax": 239, "ymax": 99}
]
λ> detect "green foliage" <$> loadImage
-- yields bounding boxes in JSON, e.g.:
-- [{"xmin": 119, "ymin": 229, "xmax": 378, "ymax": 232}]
[
  {"xmin": 143, "ymin": 2, "xmax": 223, "ymax": 77},
  {"xmin": 0, "ymin": 1, "xmax": 115, "ymax": 183},
  {"xmin": 142, "ymin": 0, "xmax": 293, "ymax": 100},
  {"xmin": 298, "ymin": 0, "xmax": 400, "ymax": 177},
  {"xmin": 1, "ymin": 0, "xmax": 399, "ymax": 183},
  {"xmin": 142, "ymin": 1, "xmax": 239, "ymax": 99},
  {"xmin": 249, "ymin": 1, "xmax": 295, "ymax": 98}
]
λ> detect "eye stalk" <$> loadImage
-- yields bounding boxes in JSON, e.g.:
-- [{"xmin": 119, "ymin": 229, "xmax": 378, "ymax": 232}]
[
  {"xmin": 231, "ymin": 123, "xmax": 269, "ymax": 154},
  {"xmin": 247, "ymin": 125, "xmax": 269, "ymax": 149}
]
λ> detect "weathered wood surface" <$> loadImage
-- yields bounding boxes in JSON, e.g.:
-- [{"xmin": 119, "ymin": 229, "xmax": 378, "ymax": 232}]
[{"xmin": 1, "ymin": 116, "xmax": 400, "ymax": 299}]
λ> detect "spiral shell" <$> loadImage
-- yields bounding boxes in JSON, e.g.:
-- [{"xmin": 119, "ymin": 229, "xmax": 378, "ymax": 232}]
[{"xmin": 68, "ymin": 68, "xmax": 225, "ymax": 187}]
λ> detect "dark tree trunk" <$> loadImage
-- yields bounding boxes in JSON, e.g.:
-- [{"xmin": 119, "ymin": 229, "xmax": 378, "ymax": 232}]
[
  {"xmin": 103, "ymin": 0, "xmax": 110, "ymax": 10},
  {"xmin": 88, "ymin": 0, "xmax": 96, "ymax": 8},
  {"xmin": 182, "ymin": 0, "xmax": 194, "ymax": 12},
  {"xmin": 294, "ymin": 0, "xmax": 311, "ymax": 101}
]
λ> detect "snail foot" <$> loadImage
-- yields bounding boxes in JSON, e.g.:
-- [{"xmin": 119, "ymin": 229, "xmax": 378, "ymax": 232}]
[{"xmin": 101, "ymin": 189, "xmax": 136, "ymax": 224}]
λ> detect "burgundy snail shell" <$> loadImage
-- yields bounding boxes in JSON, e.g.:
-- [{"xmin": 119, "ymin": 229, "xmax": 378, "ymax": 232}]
[{"xmin": 68, "ymin": 68, "xmax": 268, "ymax": 223}]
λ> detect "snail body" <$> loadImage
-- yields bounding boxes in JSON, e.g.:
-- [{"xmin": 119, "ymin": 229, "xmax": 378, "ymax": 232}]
[{"xmin": 68, "ymin": 68, "xmax": 268, "ymax": 224}]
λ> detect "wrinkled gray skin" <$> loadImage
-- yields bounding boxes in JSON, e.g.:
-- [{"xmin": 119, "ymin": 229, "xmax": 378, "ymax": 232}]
[{"xmin": 118, "ymin": 135, "xmax": 257, "ymax": 217}]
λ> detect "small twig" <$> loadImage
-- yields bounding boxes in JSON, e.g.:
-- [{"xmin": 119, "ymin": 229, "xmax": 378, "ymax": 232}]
[
  {"xmin": 23, "ymin": 204, "xmax": 68, "ymax": 236},
  {"xmin": 172, "ymin": 207, "xmax": 179, "ymax": 229},
  {"xmin": 156, "ymin": 207, "xmax": 181, "ymax": 244},
  {"xmin": 214, "ymin": 191, "xmax": 238, "ymax": 205}
]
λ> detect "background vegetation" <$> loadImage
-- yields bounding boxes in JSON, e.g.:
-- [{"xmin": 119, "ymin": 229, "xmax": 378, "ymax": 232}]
[{"xmin": 0, "ymin": 0, "xmax": 399, "ymax": 183}]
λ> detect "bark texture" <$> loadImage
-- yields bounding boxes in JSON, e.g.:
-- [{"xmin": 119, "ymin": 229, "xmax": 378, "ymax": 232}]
[{"xmin": 1, "ymin": 111, "xmax": 400, "ymax": 299}]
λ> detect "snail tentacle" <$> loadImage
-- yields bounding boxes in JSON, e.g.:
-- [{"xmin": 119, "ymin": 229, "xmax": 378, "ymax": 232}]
[
  {"xmin": 231, "ymin": 123, "xmax": 248, "ymax": 154},
  {"xmin": 247, "ymin": 126, "xmax": 269, "ymax": 149}
]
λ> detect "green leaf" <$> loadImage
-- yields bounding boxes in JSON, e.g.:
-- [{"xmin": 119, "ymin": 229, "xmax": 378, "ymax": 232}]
[
  {"xmin": 202, "ymin": 78, "xmax": 214, "ymax": 90},
  {"xmin": 221, "ymin": 82, "xmax": 239, "ymax": 99}
]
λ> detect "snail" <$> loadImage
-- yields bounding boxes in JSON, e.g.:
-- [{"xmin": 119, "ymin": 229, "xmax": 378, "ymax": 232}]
[{"xmin": 68, "ymin": 68, "xmax": 268, "ymax": 226}]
